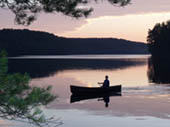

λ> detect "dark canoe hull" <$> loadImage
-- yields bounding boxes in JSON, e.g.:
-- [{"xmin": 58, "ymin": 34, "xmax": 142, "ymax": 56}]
[{"xmin": 70, "ymin": 85, "xmax": 121, "ymax": 95}]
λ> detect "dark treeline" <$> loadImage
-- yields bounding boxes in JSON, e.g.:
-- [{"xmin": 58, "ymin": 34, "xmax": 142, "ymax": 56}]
[
  {"xmin": 0, "ymin": 29, "xmax": 148, "ymax": 56},
  {"xmin": 147, "ymin": 20, "xmax": 170, "ymax": 58},
  {"xmin": 147, "ymin": 20, "xmax": 170, "ymax": 84}
]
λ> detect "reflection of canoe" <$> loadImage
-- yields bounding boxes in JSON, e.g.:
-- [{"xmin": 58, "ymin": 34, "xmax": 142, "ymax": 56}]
[
  {"xmin": 70, "ymin": 92, "xmax": 121, "ymax": 103},
  {"xmin": 70, "ymin": 85, "xmax": 121, "ymax": 95}
]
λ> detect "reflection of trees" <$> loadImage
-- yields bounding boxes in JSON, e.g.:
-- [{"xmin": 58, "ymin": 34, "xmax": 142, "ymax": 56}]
[
  {"xmin": 148, "ymin": 57, "xmax": 170, "ymax": 84},
  {"xmin": 8, "ymin": 58, "xmax": 147, "ymax": 79},
  {"xmin": 0, "ymin": 51, "xmax": 57, "ymax": 126}
]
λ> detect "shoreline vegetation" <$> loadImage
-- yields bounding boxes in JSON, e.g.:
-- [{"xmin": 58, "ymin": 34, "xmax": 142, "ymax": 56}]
[
  {"xmin": 147, "ymin": 20, "xmax": 170, "ymax": 58},
  {"xmin": 147, "ymin": 20, "xmax": 170, "ymax": 84},
  {"xmin": 0, "ymin": 51, "xmax": 58, "ymax": 127},
  {"xmin": 0, "ymin": 29, "xmax": 148, "ymax": 57}
]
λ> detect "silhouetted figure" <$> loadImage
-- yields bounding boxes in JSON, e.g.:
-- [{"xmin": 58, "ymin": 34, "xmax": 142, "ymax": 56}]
[{"xmin": 98, "ymin": 75, "xmax": 110, "ymax": 88}]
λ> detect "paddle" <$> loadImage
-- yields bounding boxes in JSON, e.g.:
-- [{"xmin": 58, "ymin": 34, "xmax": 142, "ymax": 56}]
[{"xmin": 97, "ymin": 82, "xmax": 103, "ymax": 87}]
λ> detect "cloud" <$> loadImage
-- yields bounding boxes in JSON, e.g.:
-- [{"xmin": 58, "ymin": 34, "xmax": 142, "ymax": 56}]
[
  {"xmin": 62, "ymin": 13, "xmax": 170, "ymax": 42},
  {"xmin": 0, "ymin": 10, "xmax": 87, "ymax": 35},
  {"xmin": 89, "ymin": 0, "xmax": 170, "ymax": 17},
  {"xmin": 1, "ymin": 0, "xmax": 170, "ymax": 37}
]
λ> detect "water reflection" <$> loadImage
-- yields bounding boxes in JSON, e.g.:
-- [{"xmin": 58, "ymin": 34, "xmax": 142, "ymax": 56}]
[
  {"xmin": 102, "ymin": 96, "xmax": 110, "ymax": 108},
  {"xmin": 71, "ymin": 93, "xmax": 121, "ymax": 108},
  {"xmin": 8, "ymin": 58, "xmax": 147, "ymax": 79},
  {"xmin": 8, "ymin": 56, "xmax": 170, "ymax": 119},
  {"xmin": 148, "ymin": 57, "xmax": 170, "ymax": 84}
]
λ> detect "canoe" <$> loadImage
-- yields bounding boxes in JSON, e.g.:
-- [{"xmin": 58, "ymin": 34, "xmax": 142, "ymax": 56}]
[
  {"xmin": 70, "ymin": 85, "xmax": 121, "ymax": 95},
  {"xmin": 70, "ymin": 92, "xmax": 121, "ymax": 103}
]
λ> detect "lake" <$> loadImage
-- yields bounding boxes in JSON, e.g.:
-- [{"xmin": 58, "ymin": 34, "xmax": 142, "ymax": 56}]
[{"xmin": 4, "ymin": 55, "xmax": 170, "ymax": 127}]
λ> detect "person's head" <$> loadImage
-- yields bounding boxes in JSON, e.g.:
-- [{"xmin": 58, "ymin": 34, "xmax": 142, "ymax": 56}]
[{"xmin": 105, "ymin": 75, "xmax": 109, "ymax": 79}]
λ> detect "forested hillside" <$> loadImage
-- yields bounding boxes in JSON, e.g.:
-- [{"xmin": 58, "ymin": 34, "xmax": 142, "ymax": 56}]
[{"xmin": 0, "ymin": 29, "xmax": 149, "ymax": 56}]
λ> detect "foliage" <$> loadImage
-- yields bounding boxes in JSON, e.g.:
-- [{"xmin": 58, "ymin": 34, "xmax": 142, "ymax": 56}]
[
  {"xmin": 0, "ymin": 51, "xmax": 57, "ymax": 126},
  {"xmin": 147, "ymin": 20, "xmax": 170, "ymax": 57},
  {"xmin": 0, "ymin": 29, "xmax": 148, "ymax": 57},
  {"xmin": 0, "ymin": 0, "xmax": 131, "ymax": 25}
]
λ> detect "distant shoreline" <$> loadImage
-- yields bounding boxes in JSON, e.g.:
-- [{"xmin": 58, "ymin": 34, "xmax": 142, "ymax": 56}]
[
  {"xmin": 0, "ymin": 29, "xmax": 149, "ymax": 57},
  {"xmin": 8, "ymin": 54, "xmax": 151, "ymax": 59}
]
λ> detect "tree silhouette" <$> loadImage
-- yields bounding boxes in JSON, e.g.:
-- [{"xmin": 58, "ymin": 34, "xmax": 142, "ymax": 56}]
[
  {"xmin": 147, "ymin": 20, "xmax": 170, "ymax": 57},
  {"xmin": 0, "ymin": 29, "xmax": 148, "ymax": 57},
  {"xmin": 0, "ymin": 0, "xmax": 131, "ymax": 25},
  {"xmin": 0, "ymin": 51, "xmax": 59, "ymax": 127}
]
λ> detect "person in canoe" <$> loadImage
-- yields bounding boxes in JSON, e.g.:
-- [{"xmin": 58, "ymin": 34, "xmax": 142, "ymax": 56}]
[{"xmin": 98, "ymin": 75, "xmax": 110, "ymax": 88}]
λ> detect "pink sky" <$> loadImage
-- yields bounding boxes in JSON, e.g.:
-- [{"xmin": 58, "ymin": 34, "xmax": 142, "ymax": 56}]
[{"xmin": 1, "ymin": 0, "xmax": 170, "ymax": 42}]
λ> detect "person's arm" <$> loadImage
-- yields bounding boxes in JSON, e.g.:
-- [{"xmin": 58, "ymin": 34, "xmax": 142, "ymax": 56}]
[{"xmin": 98, "ymin": 82, "xmax": 103, "ymax": 84}]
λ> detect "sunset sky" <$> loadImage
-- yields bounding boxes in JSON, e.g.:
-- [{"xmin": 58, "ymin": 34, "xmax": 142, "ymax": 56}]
[{"xmin": 1, "ymin": 0, "xmax": 170, "ymax": 42}]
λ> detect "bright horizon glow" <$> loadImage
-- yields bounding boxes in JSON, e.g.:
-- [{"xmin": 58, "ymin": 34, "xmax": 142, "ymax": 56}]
[
  {"xmin": 1, "ymin": 1, "xmax": 170, "ymax": 43},
  {"xmin": 61, "ymin": 12, "xmax": 170, "ymax": 43}
]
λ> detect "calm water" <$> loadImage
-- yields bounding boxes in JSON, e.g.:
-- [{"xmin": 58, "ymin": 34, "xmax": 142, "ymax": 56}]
[{"xmin": 4, "ymin": 55, "xmax": 170, "ymax": 127}]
